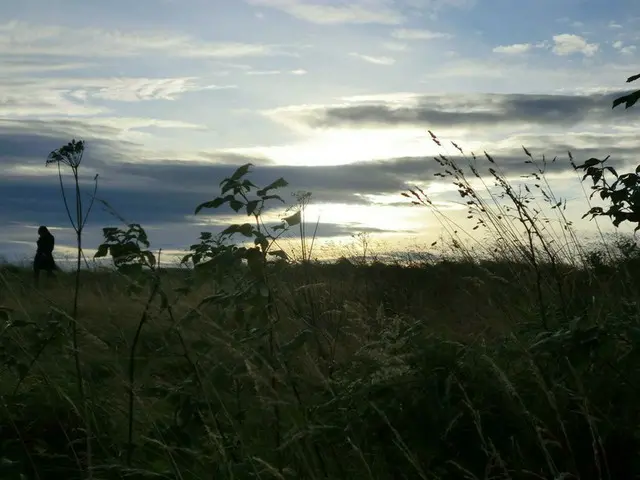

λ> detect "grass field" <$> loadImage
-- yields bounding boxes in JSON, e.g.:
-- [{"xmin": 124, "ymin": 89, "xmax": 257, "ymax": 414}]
[{"xmin": 1, "ymin": 132, "xmax": 640, "ymax": 479}]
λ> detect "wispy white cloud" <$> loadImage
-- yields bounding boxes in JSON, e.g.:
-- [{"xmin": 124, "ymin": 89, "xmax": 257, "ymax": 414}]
[
  {"xmin": 493, "ymin": 41, "xmax": 547, "ymax": 54},
  {"xmin": 0, "ymin": 60, "xmax": 96, "ymax": 75},
  {"xmin": 613, "ymin": 40, "xmax": 636, "ymax": 54},
  {"xmin": 493, "ymin": 43, "xmax": 534, "ymax": 54},
  {"xmin": 391, "ymin": 28, "xmax": 451, "ymax": 40},
  {"xmin": 382, "ymin": 41, "xmax": 408, "ymax": 51},
  {"xmin": 349, "ymin": 52, "xmax": 396, "ymax": 65},
  {"xmin": 83, "ymin": 77, "xmax": 235, "ymax": 102},
  {"xmin": 245, "ymin": 0, "xmax": 404, "ymax": 25},
  {"xmin": 246, "ymin": 69, "xmax": 308, "ymax": 75},
  {"xmin": 551, "ymin": 33, "xmax": 599, "ymax": 57},
  {"xmin": 0, "ymin": 75, "xmax": 235, "ymax": 121},
  {"xmin": 0, "ymin": 91, "xmax": 107, "ymax": 117},
  {"xmin": 0, "ymin": 20, "xmax": 297, "ymax": 59}
]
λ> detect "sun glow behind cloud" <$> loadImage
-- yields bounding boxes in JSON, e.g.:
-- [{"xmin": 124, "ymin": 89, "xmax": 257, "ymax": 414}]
[{"xmin": 224, "ymin": 128, "xmax": 449, "ymax": 166}]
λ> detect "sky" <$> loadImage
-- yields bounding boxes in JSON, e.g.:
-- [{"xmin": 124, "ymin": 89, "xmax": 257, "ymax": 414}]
[{"xmin": 1, "ymin": 0, "xmax": 640, "ymax": 265}]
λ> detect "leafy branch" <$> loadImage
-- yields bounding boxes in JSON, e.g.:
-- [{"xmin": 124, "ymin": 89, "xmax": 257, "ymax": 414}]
[
  {"xmin": 575, "ymin": 74, "xmax": 640, "ymax": 232},
  {"xmin": 612, "ymin": 73, "xmax": 640, "ymax": 110}
]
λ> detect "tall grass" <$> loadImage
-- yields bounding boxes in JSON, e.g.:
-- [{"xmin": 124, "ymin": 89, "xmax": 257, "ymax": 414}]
[{"xmin": 0, "ymin": 134, "xmax": 639, "ymax": 479}]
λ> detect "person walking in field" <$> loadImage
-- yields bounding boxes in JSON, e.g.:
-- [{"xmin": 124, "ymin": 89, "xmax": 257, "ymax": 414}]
[{"xmin": 33, "ymin": 226, "xmax": 58, "ymax": 286}]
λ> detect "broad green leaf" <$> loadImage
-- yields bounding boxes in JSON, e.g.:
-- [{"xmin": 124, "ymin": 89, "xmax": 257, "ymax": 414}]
[
  {"xmin": 242, "ymin": 179, "xmax": 257, "ymax": 190},
  {"xmin": 221, "ymin": 223, "xmax": 254, "ymax": 237},
  {"xmin": 262, "ymin": 194, "xmax": 285, "ymax": 203},
  {"xmin": 246, "ymin": 248, "xmax": 265, "ymax": 277},
  {"xmin": 613, "ymin": 90, "xmax": 640, "ymax": 110},
  {"xmin": 194, "ymin": 195, "xmax": 233, "ymax": 214},
  {"xmin": 579, "ymin": 158, "xmax": 601, "ymax": 168},
  {"xmin": 230, "ymin": 163, "xmax": 253, "ymax": 181},
  {"xmin": 158, "ymin": 290, "xmax": 169, "ymax": 309},
  {"xmin": 229, "ymin": 199, "xmax": 244, "ymax": 212},
  {"xmin": 0, "ymin": 306, "xmax": 13, "ymax": 322},
  {"xmin": 198, "ymin": 293, "xmax": 229, "ymax": 307},
  {"xmin": 221, "ymin": 180, "xmax": 237, "ymax": 195},
  {"xmin": 257, "ymin": 178, "xmax": 289, "ymax": 196},
  {"xmin": 142, "ymin": 251, "xmax": 156, "ymax": 267},
  {"xmin": 281, "ymin": 329, "xmax": 312, "ymax": 356},
  {"xmin": 94, "ymin": 243, "xmax": 109, "ymax": 258},
  {"xmin": 627, "ymin": 73, "xmax": 640, "ymax": 83},
  {"xmin": 268, "ymin": 250, "xmax": 289, "ymax": 260},
  {"xmin": 10, "ymin": 319, "xmax": 35, "ymax": 328},
  {"xmin": 283, "ymin": 210, "xmax": 301, "ymax": 226},
  {"xmin": 255, "ymin": 235, "xmax": 269, "ymax": 252},
  {"xmin": 246, "ymin": 200, "xmax": 260, "ymax": 215}
]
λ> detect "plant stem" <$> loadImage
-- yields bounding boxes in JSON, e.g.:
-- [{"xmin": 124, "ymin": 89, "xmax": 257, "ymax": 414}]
[{"xmin": 127, "ymin": 279, "xmax": 160, "ymax": 466}]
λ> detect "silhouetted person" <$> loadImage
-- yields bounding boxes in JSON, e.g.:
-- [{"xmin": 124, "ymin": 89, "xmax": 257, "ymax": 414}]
[{"xmin": 33, "ymin": 226, "xmax": 58, "ymax": 286}]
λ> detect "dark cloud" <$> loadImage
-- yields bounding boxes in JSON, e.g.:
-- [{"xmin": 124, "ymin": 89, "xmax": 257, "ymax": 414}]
[
  {"xmin": 0, "ymin": 119, "xmax": 138, "ymax": 169},
  {"xmin": 302, "ymin": 91, "xmax": 635, "ymax": 129},
  {"xmin": 1, "ymin": 115, "xmax": 638, "ymax": 261}
]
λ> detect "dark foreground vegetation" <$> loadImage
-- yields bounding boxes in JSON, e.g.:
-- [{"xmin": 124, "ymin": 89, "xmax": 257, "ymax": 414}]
[{"xmin": 1, "ymin": 76, "xmax": 640, "ymax": 479}]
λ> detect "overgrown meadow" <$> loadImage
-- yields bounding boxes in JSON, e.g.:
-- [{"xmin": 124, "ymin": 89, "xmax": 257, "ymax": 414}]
[{"xmin": 1, "ymin": 78, "xmax": 640, "ymax": 479}]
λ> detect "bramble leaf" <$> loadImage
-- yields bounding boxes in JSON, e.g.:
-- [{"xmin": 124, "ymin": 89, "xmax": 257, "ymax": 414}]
[
  {"xmin": 283, "ymin": 211, "xmax": 301, "ymax": 227},
  {"xmin": 230, "ymin": 163, "xmax": 253, "ymax": 182},
  {"xmin": 221, "ymin": 223, "xmax": 254, "ymax": 237},
  {"xmin": 613, "ymin": 90, "xmax": 640, "ymax": 110},
  {"xmin": 257, "ymin": 178, "xmax": 288, "ymax": 196}
]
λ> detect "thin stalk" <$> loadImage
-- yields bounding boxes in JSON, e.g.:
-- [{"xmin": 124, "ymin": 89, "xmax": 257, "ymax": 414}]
[{"xmin": 126, "ymin": 278, "xmax": 160, "ymax": 466}]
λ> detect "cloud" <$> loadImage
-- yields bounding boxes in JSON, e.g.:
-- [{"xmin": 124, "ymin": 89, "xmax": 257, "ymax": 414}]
[
  {"xmin": 613, "ymin": 40, "xmax": 636, "ymax": 54},
  {"xmin": 0, "ymin": 59, "xmax": 96, "ymax": 75},
  {"xmin": 493, "ymin": 34, "xmax": 600, "ymax": 58},
  {"xmin": 551, "ymin": 34, "xmax": 599, "ymax": 57},
  {"xmin": 349, "ymin": 52, "xmax": 396, "ymax": 65},
  {"xmin": 1, "ymin": 113, "xmax": 638, "ymax": 261},
  {"xmin": 272, "ymin": 91, "xmax": 630, "ymax": 130},
  {"xmin": 391, "ymin": 28, "xmax": 451, "ymax": 40},
  {"xmin": 382, "ymin": 41, "xmax": 408, "ymax": 51},
  {"xmin": 246, "ymin": 0, "xmax": 404, "ymax": 25},
  {"xmin": 0, "ymin": 74, "xmax": 236, "ymax": 121},
  {"xmin": 493, "ymin": 43, "xmax": 534, "ymax": 54},
  {"xmin": 0, "ymin": 20, "xmax": 298, "ymax": 59},
  {"xmin": 246, "ymin": 69, "xmax": 308, "ymax": 75},
  {"xmin": 36, "ymin": 77, "xmax": 235, "ymax": 103},
  {"xmin": 86, "ymin": 78, "xmax": 235, "ymax": 102}
]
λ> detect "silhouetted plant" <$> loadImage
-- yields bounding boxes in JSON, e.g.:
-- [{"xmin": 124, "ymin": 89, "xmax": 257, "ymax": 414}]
[
  {"xmin": 612, "ymin": 73, "xmax": 640, "ymax": 110},
  {"xmin": 186, "ymin": 162, "xmax": 299, "ymax": 470},
  {"xmin": 575, "ymin": 74, "xmax": 640, "ymax": 232},
  {"xmin": 94, "ymin": 221, "xmax": 166, "ymax": 465},
  {"xmin": 46, "ymin": 139, "xmax": 98, "ymax": 477},
  {"xmin": 402, "ymin": 131, "xmax": 578, "ymax": 328},
  {"xmin": 184, "ymin": 162, "xmax": 297, "ymax": 302}
]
